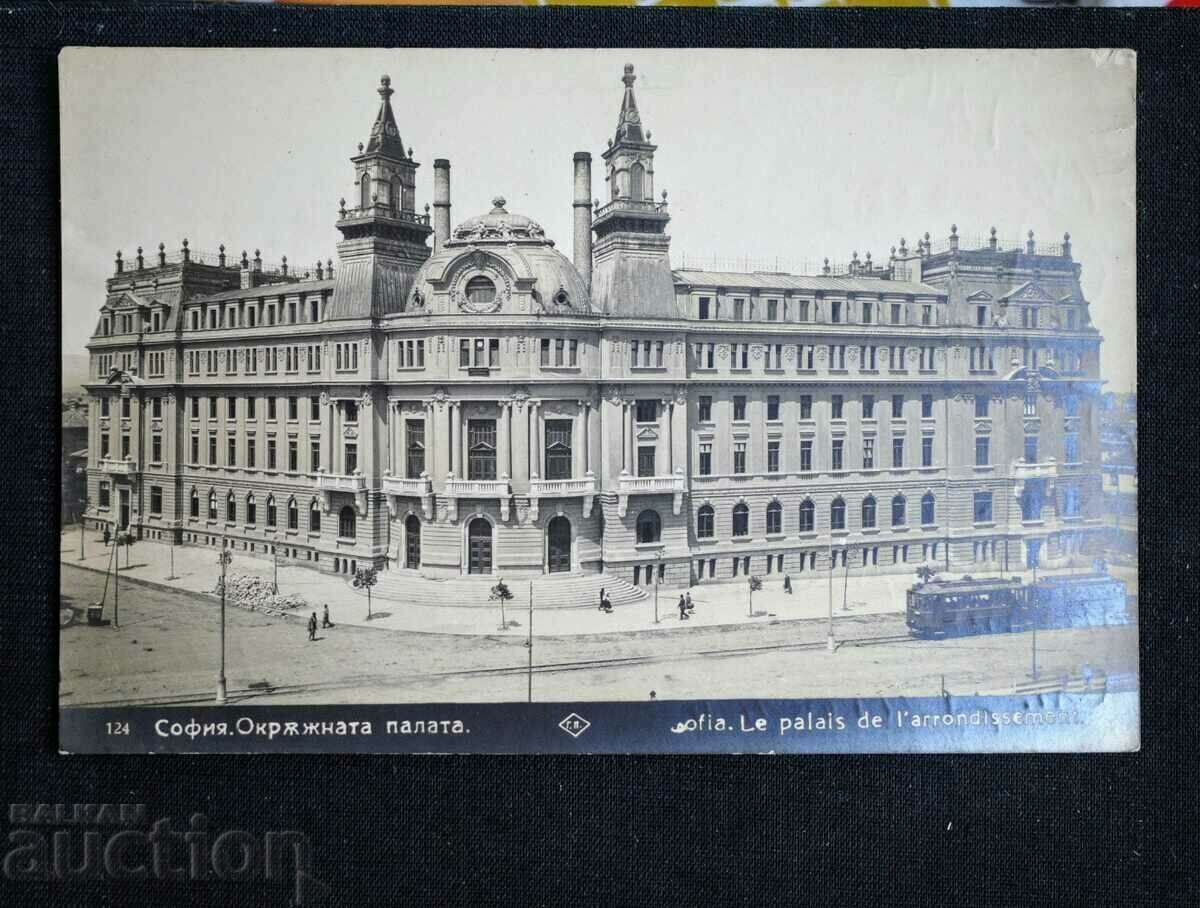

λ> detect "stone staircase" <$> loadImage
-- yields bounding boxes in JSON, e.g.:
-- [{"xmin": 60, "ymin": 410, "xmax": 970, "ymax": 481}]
[{"xmin": 366, "ymin": 570, "xmax": 648, "ymax": 611}]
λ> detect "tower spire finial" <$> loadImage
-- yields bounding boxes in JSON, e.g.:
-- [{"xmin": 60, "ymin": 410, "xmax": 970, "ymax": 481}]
[
  {"xmin": 365, "ymin": 74, "xmax": 406, "ymax": 159},
  {"xmin": 614, "ymin": 63, "xmax": 645, "ymax": 145}
]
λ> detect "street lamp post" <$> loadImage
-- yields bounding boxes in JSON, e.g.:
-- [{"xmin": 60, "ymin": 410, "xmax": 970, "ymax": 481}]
[
  {"xmin": 826, "ymin": 540, "xmax": 835, "ymax": 653},
  {"xmin": 216, "ymin": 547, "xmax": 232, "ymax": 704},
  {"xmin": 78, "ymin": 495, "xmax": 87, "ymax": 560},
  {"xmin": 273, "ymin": 545, "xmax": 279, "ymax": 595},
  {"xmin": 112, "ymin": 524, "xmax": 119, "ymax": 629}
]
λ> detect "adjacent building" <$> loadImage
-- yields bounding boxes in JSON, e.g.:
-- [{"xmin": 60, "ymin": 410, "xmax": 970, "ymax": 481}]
[{"xmin": 82, "ymin": 66, "xmax": 1109, "ymax": 589}]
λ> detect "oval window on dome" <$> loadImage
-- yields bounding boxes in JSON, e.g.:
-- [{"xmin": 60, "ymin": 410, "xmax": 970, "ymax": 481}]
[{"xmin": 465, "ymin": 276, "xmax": 496, "ymax": 306}]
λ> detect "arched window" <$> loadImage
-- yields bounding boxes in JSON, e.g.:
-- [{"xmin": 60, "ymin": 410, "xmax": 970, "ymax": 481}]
[
  {"xmin": 861, "ymin": 495, "xmax": 877, "ymax": 529},
  {"xmin": 246, "ymin": 493, "xmax": 256, "ymax": 526},
  {"xmin": 266, "ymin": 495, "xmax": 277, "ymax": 528},
  {"xmin": 465, "ymin": 276, "xmax": 496, "ymax": 306},
  {"xmin": 190, "ymin": 488, "xmax": 199, "ymax": 519},
  {"xmin": 226, "ymin": 492, "xmax": 236, "ymax": 523},
  {"xmin": 830, "ymin": 497, "xmax": 846, "ymax": 531},
  {"xmin": 636, "ymin": 509, "xmax": 661, "ymax": 544},
  {"xmin": 696, "ymin": 505, "xmax": 714, "ymax": 539},
  {"xmin": 892, "ymin": 494, "xmax": 907, "ymax": 527},
  {"xmin": 287, "ymin": 498, "xmax": 299, "ymax": 531},
  {"xmin": 309, "ymin": 500, "xmax": 321, "ymax": 533},
  {"xmin": 630, "ymin": 162, "xmax": 645, "ymax": 200},
  {"xmin": 339, "ymin": 505, "xmax": 357, "ymax": 540},
  {"xmin": 207, "ymin": 490, "xmax": 217, "ymax": 521},
  {"xmin": 766, "ymin": 501, "xmax": 782, "ymax": 535},
  {"xmin": 360, "ymin": 173, "xmax": 370, "ymax": 209},
  {"xmin": 732, "ymin": 503, "xmax": 750, "ymax": 538},
  {"xmin": 799, "ymin": 500, "xmax": 815, "ymax": 533},
  {"xmin": 921, "ymin": 492, "xmax": 936, "ymax": 526}
]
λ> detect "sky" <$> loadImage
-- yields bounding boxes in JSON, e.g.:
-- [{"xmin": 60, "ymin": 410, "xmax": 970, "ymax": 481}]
[{"xmin": 60, "ymin": 48, "xmax": 1137, "ymax": 391}]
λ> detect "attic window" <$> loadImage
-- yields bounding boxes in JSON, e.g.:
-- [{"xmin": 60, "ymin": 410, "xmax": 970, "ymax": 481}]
[
  {"xmin": 465, "ymin": 277, "xmax": 496, "ymax": 306},
  {"xmin": 554, "ymin": 288, "xmax": 570, "ymax": 307}
]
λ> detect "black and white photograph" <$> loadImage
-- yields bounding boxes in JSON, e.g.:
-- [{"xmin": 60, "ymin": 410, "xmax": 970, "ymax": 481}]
[{"xmin": 57, "ymin": 48, "xmax": 1138, "ymax": 752}]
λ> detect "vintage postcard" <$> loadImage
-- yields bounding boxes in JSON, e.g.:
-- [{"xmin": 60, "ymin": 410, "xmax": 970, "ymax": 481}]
[{"xmin": 58, "ymin": 48, "xmax": 1138, "ymax": 752}]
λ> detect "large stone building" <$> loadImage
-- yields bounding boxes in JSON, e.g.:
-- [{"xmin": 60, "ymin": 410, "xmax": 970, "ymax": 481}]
[{"xmin": 82, "ymin": 66, "xmax": 1108, "ymax": 589}]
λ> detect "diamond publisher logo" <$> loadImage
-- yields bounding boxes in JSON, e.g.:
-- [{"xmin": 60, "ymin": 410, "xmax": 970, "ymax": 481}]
[{"xmin": 558, "ymin": 713, "xmax": 590, "ymax": 738}]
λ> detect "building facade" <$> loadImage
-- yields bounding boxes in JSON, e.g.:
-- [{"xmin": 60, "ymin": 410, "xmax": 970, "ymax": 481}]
[{"xmin": 82, "ymin": 66, "xmax": 1109, "ymax": 589}]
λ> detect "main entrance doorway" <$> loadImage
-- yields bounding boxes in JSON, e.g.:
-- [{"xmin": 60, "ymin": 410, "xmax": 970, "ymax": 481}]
[
  {"xmin": 404, "ymin": 514, "xmax": 421, "ymax": 569},
  {"xmin": 547, "ymin": 516, "xmax": 571, "ymax": 573},
  {"xmin": 467, "ymin": 518, "xmax": 493, "ymax": 574}
]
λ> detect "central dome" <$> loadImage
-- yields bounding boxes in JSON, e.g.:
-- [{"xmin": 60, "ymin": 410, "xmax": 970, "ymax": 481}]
[{"xmin": 448, "ymin": 197, "xmax": 550, "ymax": 246}]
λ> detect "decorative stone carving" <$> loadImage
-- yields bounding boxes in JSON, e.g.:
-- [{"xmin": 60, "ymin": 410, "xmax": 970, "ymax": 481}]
[
  {"xmin": 750, "ymin": 344, "xmax": 764, "ymax": 361},
  {"xmin": 430, "ymin": 387, "xmax": 450, "ymax": 409},
  {"xmin": 319, "ymin": 391, "xmax": 329, "ymax": 407},
  {"xmin": 816, "ymin": 346, "xmax": 827, "ymax": 363},
  {"xmin": 846, "ymin": 346, "xmax": 858, "ymax": 364}
]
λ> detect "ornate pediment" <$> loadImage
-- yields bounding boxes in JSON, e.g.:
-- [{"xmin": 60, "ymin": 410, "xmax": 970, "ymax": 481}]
[
  {"xmin": 1001, "ymin": 281, "xmax": 1055, "ymax": 304},
  {"xmin": 966, "ymin": 290, "xmax": 994, "ymax": 302},
  {"xmin": 636, "ymin": 426, "xmax": 659, "ymax": 441}
]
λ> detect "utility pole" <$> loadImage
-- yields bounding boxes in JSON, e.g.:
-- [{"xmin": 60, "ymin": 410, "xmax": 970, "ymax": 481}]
[
  {"xmin": 273, "ymin": 545, "xmax": 278, "ymax": 595},
  {"xmin": 78, "ymin": 495, "xmax": 87, "ymax": 560},
  {"xmin": 217, "ymin": 547, "xmax": 232, "ymax": 704},
  {"xmin": 166, "ymin": 530, "xmax": 177, "ymax": 581},
  {"xmin": 112, "ymin": 526, "xmax": 119, "ymax": 629},
  {"xmin": 527, "ymin": 581, "xmax": 534, "ymax": 703}
]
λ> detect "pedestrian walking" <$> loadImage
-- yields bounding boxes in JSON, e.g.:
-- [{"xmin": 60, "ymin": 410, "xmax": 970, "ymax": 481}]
[
  {"xmin": 102, "ymin": 526, "xmax": 111, "ymax": 548},
  {"xmin": 601, "ymin": 594, "xmax": 612, "ymax": 614},
  {"xmin": 685, "ymin": 591, "xmax": 694, "ymax": 613},
  {"xmin": 783, "ymin": 574, "xmax": 792, "ymax": 595},
  {"xmin": 322, "ymin": 604, "xmax": 333, "ymax": 628},
  {"xmin": 307, "ymin": 612, "xmax": 317, "ymax": 641},
  {"xmin": 678, "ymin": 595, "xmax": 689, "ymax": 620},
  {"xmin": 598, "ymin": 586, "xmax": 606, "ymax": 611}
]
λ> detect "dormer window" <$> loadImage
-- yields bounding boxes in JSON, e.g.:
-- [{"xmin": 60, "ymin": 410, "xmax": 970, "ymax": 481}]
[
  {"xmin": 553, "ymin": 287, "xmax": 570, "ymax": 307},
  {"xmin": 465, "ymin": 277, "xmax": 496, "ymax": 307}
]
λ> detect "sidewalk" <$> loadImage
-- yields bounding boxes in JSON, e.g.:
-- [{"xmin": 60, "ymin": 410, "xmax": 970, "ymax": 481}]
[{"xmin": 59, "ymin": 530, "xmax": 1137, "ymax": 638}]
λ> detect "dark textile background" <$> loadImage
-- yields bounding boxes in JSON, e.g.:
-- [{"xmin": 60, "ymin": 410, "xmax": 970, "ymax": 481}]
[{"xmin": 2, "ymin": 4, "xmax": 1195, "ymax": 904}]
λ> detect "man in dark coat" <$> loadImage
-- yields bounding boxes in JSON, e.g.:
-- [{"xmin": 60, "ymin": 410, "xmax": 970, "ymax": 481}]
[
  {"xmin": 322, "ymin": 604, "xmax": 333, "ymax": 628},
  {"xmin": 308, "ymin": 612, "xmax": 317, "ymax": 641},
  {"xmin": 678, "ymin": 595, "xmax": 689, "ymax": 620}
]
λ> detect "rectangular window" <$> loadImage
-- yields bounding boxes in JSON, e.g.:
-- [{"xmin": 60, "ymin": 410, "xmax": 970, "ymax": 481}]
[
  {"xmin": 698, "ymin": 396, "xmax": 712, "ymax": 422},
  {"xmin": 698, "ymin": 297, "xmax": 710, "ymax": 320},
  {"xmin": 890, "ymin": 345, "xmax": 907, "ymax": 371},
  {"xmin": 830, "ymin": 345, "xmax": 846, "ymax": 370},
  {"xmin": 288, "ymin": 396, "xmax": 298, "ymax": 421},
  {"xmin": 734, "ymin": 299, "xmax": 745, "ymax": 321},
  {"xmin": 797, "ymin": 344, "xmax": 815, "ymax": 370},
  {"xmin": 862, "ymin": 438, "xmax": 874, "ymax": 470},
  {"xmin": 555, "ymin": 338, "xmax": 566, "ymax": 367},
  {"xmin": 975, "ymin": 396, "xmax": 989, "ymax": 418},
  {"xmin": 121, "ymin": 397, "xmax": 131, "ymax": 418},
  {"xmin": 540, "ymin": 338, "xmax": 550, "ymax": 366},
  {"xmin": 247, "ymin": 437, "xmax": 256, "ymax": 469},
  {"xmin": 310, "ymin": 440, "xmax": 320, "ymax": 473},
  {"xmin": 860, "ymin": 345, "xmax": 877, "ymax": 371},
  {"xmin": 831, "ymin": 439, "xmax": 844, "ymax": 472},
  {"xmin": 704, "ymin": 343, "xmax": 715, "ymax": 369},
  {"xmin": 767, "ymin": 300, "xmax": 778, "ymax": 321},
  {"xmin": 977, "ymin": 305, "xmax": 988, "ymax": 327},
  {"xmin": 310, "ymin": 396, "xmax": 320, "ymax": 421},
  {"xmin": 189, "ymin": 435, "xmax": 199, "ymax": 464},
  {"xmin": 460, "ymin": 338, "xmax": 499, "ymax": 369},
  {"xmin": 974, "ymin": 491, "xmax": 994, "ymax": 523},
  {"xmin": 831, "ymin": 395, "xmax": 843, "ymax": 420},
  {"xmin": 922, "ymin": 436, "xmax": 934, "ymax": 468},
  {"xmin": 733, "ymin": 396, "xmax": 746, "ymax": 421},
  {"xmin": 733, "ymin": 442, "xmax": 747, "ymax": 475},
  {"xmin": 800, "ymin": 395, "xmax": 812, "ymax": 420},
  {"xmin": 892, "ymin": 437, "xmax": 904, "ymax": 468},
  {"xmin": 921, "ymin": 394, "xmax": 934, "ymax": 419},
  {"xmin": 890, "ymin": 303, "xmax": 902, "ymax": 325},
  {"xmin": 800, "ymin": 440, "xmax": 813, "ymax": 473},
  {"xmin": 344, "ymin": 442, "xmax": 358, "ymax": 475},
  {"xmin": 975, "ymin": 436, "xmax": 990, "ymax": 466},
  {"xmin": 767, "ymin": 440, "xmax": 780, "ymax": 473},
  {"xmin": 100, "ymin": 397, "xmax": 110, "ymax": 418},
  {"xmin": 698, "ymin": 443, "xmax": 712, "ymax": 476},
  {"xmin": 861, "ymin": 302, "xmax": 872, "ymax": 324},
  {"xmin": 344, "ymin": 401, "xmax": 358, "ymax": 424},
  {"xmin": 150, "ymin": 486, "xmax": 162, "ymax": 515},
  {"xmin": 209, "ymin": 397, "xmax": 217, "ymax": 419},
  {"xmin": 151, "ymin": 434, "xmax": 162, "ymax": 463},
  {"xmin": 635, "ymin": 399, "xmax": 658, "ymax": 423},
  {"xmin": 544, "ymin": 420, "xmax": 573, "ymax": 481},
  {"xmin": 862, "ymin": 395, "xmax": 875, "ymax": 420},
  {"xmin": 467, "ymin": 420, "xmax": 496, "ymax": 481},
  {"xmin": 922, "ymin": 304, "xmax": 933, "ymax": 326},
  {"xmin": 151, "ymin": 397, "xmax": 162, "ymax": 419},
  {"xmin": 227, "ymin": 436, "xmax": 236, "ymax": 467},
  {"xmin": 406, "ymin": 419, "xmax": 425, "ymax": 478},
  {"xmin": 267, "ymin": 438, "xmax": 277, "ymax": 470},
  {"xmin": 98, "ymin": 482, "xmax": 110, "ymax": 508},
  {"xmin": 892, "ymin": 394, "xmax": 904, "ymax": 418},
  {"xmin": 798, "ymin": 300, "xmax": 810, "ymax": 322},
  {"xmin": 288, "ymin": 440, "xmax": 298, "ymax": 472},
  {"xmin": 245, "ymin": 397, "xmax": 255, "ymax": 421},
  {"xmin": 830, "ymin": 301, "xmax": 842, "ymax": 323},
  {"xmin": 208, "ymin": 434, "xmax": 217, "ymax": 465},
  {"xmin": 121, "ymin": 434, "xmax": 130, "ymax": 458},
  {"xmin": 569, "ymin": 339, "xmax": 578, "ymax": 366},
  {"xmin": 767, "ymin": 395, "xmax": 780, "ymax": 421},
  {"xmin": 637, "ymin": 446, "xmax": 656, "ymax": 478}
]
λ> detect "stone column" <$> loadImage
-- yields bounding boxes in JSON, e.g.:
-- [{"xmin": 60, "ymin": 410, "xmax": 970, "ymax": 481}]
[
  {"xmin": 499, "ymin": 402, "xmax": 511, "ymax": 479},
  {"xmin": 573, "ymin": 403, "xmax": 586, "ymax": 478},
  {"xmin": 450, "ymin": 402, "xmax": 461, "ymax": 478},
  {"xmin": 425, "ymin": 402, "xmax": 437, "ymax": 478},
  {"xmin": 396, "ymin": 404, "xmax": 406, "ymax": 477},
  {"xmin": 624, "ymin": 402, "xmax": 635, "ymax": 473},
  {"xmin": 324, "ymin": 399, "xmax": 335, "ymax": 472},
  {"xmin": 660, "ymin": 398, "xmax": 672, "ymax": 475},
  {"xmin": 530, "ymin": 401, "xmax": 542, "ymax": 478},
  {"xmin": 583, "ymin": 402, "xmax": 592, "ymax": 475}
]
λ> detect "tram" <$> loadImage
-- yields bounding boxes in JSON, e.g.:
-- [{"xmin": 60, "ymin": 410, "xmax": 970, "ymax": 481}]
[{"xmin": 905, "ymin": 573, "xmax": 1129, "ymax": 639}]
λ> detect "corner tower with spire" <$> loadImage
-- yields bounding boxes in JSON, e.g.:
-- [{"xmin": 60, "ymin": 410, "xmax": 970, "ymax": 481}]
[
  {"xmin": 590, "ymin": 64, "xmax": 678, "ymax": 320},
  {"xmin": 328, "ymin": 75, "xmax": 433, "ymax": 319}
]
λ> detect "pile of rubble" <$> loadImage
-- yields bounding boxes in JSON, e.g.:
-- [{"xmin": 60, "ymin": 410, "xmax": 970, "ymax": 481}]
[{"xmin": 214, "ymin": 573, "xmax": 307, "ymax": 612}]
